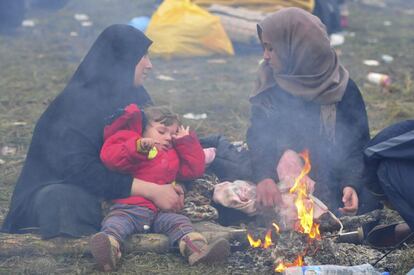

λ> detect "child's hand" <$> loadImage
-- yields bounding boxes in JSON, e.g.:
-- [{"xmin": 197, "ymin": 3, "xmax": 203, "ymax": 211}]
[
  {"xmin": 174, "ymin": 125, "xmax": 190, "ymax": 139},
  {"xmin": 137, "ymin": 138, "xmax": 156, "ymax": 153}
]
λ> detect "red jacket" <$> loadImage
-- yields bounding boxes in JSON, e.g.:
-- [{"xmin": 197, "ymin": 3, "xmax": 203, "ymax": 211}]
[{"xmin": 100, "ymin": 104, "xmax": 205, "ymax": 211}]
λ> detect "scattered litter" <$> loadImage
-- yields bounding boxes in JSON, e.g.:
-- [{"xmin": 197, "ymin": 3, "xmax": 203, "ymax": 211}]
[
  {"xmin": 1, "ymin": 146, "xmax": 17, "ymax": 156},
  {"xmin": 367, "ymin": 72, "xmax": 391, "ymax": 88},
  {"xmin": 381, "ymin": 54, "xmax": 394, "ymax": 63},
  {"xmin": 207, "ymin": 59, "xmax": 227, "ymax": 64},
  {"xmin": 330, "ymin": 34, "xmax": 345, "ymax": 47},
  {"xmin": 70, "ymin": 31, "xmax": 78, "ymax": 37},
  {"xmin": 81, "ymin": 21, "xmax": 93, "ymax": 27},
  {"xmin": 0, "ymin": 159, "xmax": 5, "ymax": 165},
  {"xmin": 129, "ymin": 16, "xmax": 150, "ymax": 32},
  {"xmin": 363, "ymin": 60, "xmax": 380, "ymax": 66},
  {"xmin": 156, "ymin": 75, "xmax": 175, "ymax": 81},
  {"xmin": 383, "ymin": 21, "xmax": 392, "ymax": 26},
  {"xmin": 183, "ymin": 113, "xmax": 208, "ymax": 120},
  {"xmin": 74, "ymin": 13, "xmax": 90, "ymax": 22},
  {"xmin": 21, "ymin": 20, "xmax": 36, "ymax": 27}
]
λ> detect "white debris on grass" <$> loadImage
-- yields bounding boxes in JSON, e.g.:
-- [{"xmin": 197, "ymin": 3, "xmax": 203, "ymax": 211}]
[
  {"xmin": 81, "ymin": 21, "xmax": 93, "ymax": 27},
  {"xmin": 383, "ymin": 21, "xmax": 392, "ymax": 26},
  {"xmin": 1, "ymin": 146, "xmax": 17, "ymax": 156},
  {"xmin": 22, "ymin": 20, "xmax": 36, "ymax": 27},
  {"xmin": 12, "ymin": 122, "xmax": 27, "ymax": 126},
  {"xmin": 74, "ymin": 14, "xmax": 90, "ymax": 22},
  {"xmin": 330, "ymin": 34, "xmax": 345, "ymax": 47},
  {"xmin": 0, "ymin": 159, "xmax": 5, "ymax": 165},
  {"xmin": 381, "ymin": 55, "xmax": 394, "ymax": 63},
  {"xmin": 183, "ymin": 113, "xmax": 208, "ymax": 120},
  {"xmin": 156, "ymin": 75, "xmax": 175, "ymax": 81},
  {"xmin": 363, "ymin": 60, "xmax": 380, "ymax": 66}
]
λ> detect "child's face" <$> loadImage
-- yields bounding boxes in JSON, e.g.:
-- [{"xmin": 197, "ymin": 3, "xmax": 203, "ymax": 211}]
[{"xmin": 142, "ymin": 121, "xmax": 179, "ymax": 150}]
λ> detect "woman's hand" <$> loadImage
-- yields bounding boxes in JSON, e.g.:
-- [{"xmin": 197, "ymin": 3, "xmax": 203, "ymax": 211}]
[
  {"xmin": 150, "ymin": 184, "xmax": 184, "ymax": 212},
  {"xmin": 339, "ymin": 186, "xmax": 359, "ymax": 215},
  {"xmin": 174, "ymin": 125, "xmax": 190, "ymax": 139},
  {"xmin": 256, "ymin": 178, "xmax": 283, "ymax": 209},
  {"xmin": 131, "ymin": 178, "xmax": 184, "ymax": 212}
]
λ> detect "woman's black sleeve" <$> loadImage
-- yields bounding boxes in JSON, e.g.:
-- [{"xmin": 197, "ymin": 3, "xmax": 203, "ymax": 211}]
[
  {"xmin": 334, "ymin": 80, "xmax": 370, "ymax": 193},
  {"xmin": 61, "ymin": 127, "xmax": 133, "ymax": 200},
  {"xmin": 246, "ymin": 103, "xmax": 282, "ymax": 183}
]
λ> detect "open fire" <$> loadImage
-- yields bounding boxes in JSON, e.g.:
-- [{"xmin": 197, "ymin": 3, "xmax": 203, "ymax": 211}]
[{"xmin": 247, "ymin": 149, "xmax": 321, "ymax": 273}]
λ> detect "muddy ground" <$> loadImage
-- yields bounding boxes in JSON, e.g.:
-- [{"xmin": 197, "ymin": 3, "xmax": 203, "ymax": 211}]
[{"xmin": 0, "ymin": 0, "xmax": 414, "ymax": 274}]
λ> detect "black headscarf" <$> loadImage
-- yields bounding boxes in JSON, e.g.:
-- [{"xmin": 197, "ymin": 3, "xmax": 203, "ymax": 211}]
[{"xmin": 2, "ymin": 24, "xmax": 153, "ymax": 232}]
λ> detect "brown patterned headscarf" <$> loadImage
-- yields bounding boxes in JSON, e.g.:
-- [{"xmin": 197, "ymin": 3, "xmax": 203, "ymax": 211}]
[{"xmin": 254, "ymin": 8, "xmax": 349, "ymax": 143}]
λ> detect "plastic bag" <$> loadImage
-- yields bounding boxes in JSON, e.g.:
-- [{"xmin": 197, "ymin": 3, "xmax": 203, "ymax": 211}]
[
  {"xmin": 213, "ymin": 180, "xmax": 257, "ymax": 215},
  {"xmin": 146, "ymin": 0, "xmax": 234, "ymax": 58}
]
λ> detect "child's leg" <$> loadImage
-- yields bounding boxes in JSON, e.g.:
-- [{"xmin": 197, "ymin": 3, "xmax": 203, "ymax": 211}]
[
  {"xmin": 154, "ymin": 213, "xmax": 230, "ymax": 265},
  {"xmin": 101, "ymin": 204, "xmax": 154, "ymax": 243},
  {"xmin": 90, "ymin": 204, "xmax": 154, "ymax": 271},
  {"xmin": 152, "ymin": 212, "xmax": 194, "ymax": 246}
]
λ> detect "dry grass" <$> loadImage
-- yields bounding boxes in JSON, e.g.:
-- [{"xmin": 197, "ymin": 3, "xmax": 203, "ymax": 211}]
[{"xmin": 0, "ymin": 0, "xmax": 414, "ymax": 273}]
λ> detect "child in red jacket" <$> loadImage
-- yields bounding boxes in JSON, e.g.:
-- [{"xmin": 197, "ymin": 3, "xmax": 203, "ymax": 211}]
[{"xmin": 89, "ymin": 104, "xmax": 229, "ymax": 271}]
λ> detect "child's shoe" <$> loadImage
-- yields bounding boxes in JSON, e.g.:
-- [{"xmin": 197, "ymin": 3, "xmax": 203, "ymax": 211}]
[
  {"xmin": 179, "ymin": 232, "xmax": 230, "ymax": 265},
  {"xmin": 89, "ymin": 232, "xmax": 121, "ymax": 272}
]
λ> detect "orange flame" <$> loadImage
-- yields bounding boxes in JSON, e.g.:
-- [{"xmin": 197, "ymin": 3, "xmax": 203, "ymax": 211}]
[
  {"xmin": 289, "ymin": 150, "xmax": 320, "ymax": 240},
  {"xmin": 309, "ymin": 223, "xmax": 321, "ymax": 240},
  {"xmin": 263, "ymin": 229, "xmax": 273, "ymax": 249},
  {"xmin": 247, "ymin": 223, "xmax": 280, "ymax": 249},
  {"xmin": 247, "ymin": 233, "xmax": 262, "ymax": 248},
  {"xmin": 275, "ymin": 255, "xmax": 304, "ymax": 273}
]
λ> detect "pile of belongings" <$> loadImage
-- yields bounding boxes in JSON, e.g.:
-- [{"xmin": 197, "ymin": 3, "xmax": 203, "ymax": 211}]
[
  {"xmin": 193, "ymin": 0, "xmax": 314, "ymax": 45},
  {"xmin": 146, "ymin": 0, "xmax": 234, "ymax": 58}
]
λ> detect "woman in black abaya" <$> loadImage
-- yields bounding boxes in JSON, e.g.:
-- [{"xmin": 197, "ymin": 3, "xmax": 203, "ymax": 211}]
[{"xmin": 2, "ymin": 24, "xmax": 184, "ymax": 239}]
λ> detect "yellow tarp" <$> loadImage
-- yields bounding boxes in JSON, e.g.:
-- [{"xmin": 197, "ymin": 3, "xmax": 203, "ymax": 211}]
[
  {"xmin": 146, "ymin": 0, "xmax": 234, "ymax": 58},
  {"xmin": 192, "ymin": 0, "xmax": 315, "ymax": 13}
]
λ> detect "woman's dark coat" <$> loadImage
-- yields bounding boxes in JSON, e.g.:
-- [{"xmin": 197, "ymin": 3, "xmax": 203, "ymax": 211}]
[
  {"xmin": 2, "ymin": 25, "xmax": 152, "ymax": 234},
  {"xmin": 247, "ymin": 79, "xmax": 370, "ymax": 209}
]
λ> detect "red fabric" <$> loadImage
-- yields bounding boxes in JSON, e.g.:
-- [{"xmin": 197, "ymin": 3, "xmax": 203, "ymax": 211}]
[
  {"xmin": 100, "ymin": 104, "xmax": 205, "ymax": 211},
  {"xmin": 103, "ymin": 104, "xmax": 143, "ymax": 141}
]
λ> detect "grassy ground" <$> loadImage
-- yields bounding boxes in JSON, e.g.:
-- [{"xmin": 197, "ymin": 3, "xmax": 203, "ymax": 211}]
[{"xmin": 0, "ymin": 0, "xmax": 413, "ymax": 274}]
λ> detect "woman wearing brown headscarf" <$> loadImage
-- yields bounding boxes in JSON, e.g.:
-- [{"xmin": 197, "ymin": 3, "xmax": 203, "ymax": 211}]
[{"xmin": 247, "ymin": 8, "xmax": 377, "ymax": 216}]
